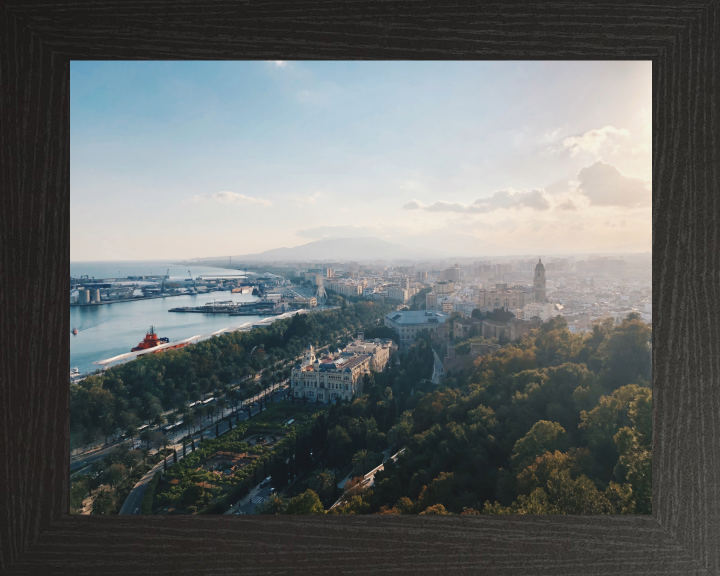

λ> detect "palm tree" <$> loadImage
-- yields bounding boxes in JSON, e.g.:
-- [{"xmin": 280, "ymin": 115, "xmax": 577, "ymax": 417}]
[
  {"xmin": 207, "ymin": 404, "xmax": 217, "ymax": 424},
  {"xmin": 308, "ymin": 468, "xmax": 335, "ymax": 505},
  {"xmin": 217, "ymin": 399, "xmax": 227, "ymax": 419},
  {"xmin": 352, "ymin": 449, "xmax": 373, "ymax": 477},
  {"xmin": 194, "ymin": 406, "xmax": 206, "ymax": 430}
]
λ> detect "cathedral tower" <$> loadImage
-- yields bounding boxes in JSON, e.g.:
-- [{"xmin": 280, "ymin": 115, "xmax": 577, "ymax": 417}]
[{"xmin": 534, "ymin": 258, "xmax": 546, "ymax": 303}]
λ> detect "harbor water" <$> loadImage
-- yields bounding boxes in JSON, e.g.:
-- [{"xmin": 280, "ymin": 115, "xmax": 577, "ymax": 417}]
[{"xmin": 70, "ymin": 261, "xmax": 268, "ymax": 374}]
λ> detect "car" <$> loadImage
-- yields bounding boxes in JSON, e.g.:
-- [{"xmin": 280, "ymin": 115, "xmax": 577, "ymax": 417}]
[
  {"xmin": 260, "ymin": 476, "xmax": 272, "ymax": 488},
  {"xmin": 269, "ymin": 487, "xmax": 276, "ymax": 495}
]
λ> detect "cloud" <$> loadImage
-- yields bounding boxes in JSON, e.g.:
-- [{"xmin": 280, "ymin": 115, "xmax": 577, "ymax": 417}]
[
  {"xmin": 187, "ymin": 191, "xmax": 271, "ymax": 207},
  {"xmin": 296, "ymin": 224, "xmax": 385, "ymax": 239},
  {"xmin": 576, "ymin": 161, "xmax": 651, "ymax": 207},
  {"xmin": 562, "ymin": 125, "xmax": 630, "ymax": 156},
  {"xmin": 426, "ymin": 201, "xmax": 467, "ymax": 213},
  {"xmin": 403, "ymin": 199, "xmax": 427, "ymax": 210},
  {"xmin": 403, "ymin": 188, "xmax": 551, "ymax": 214},
  {"xmin": 292, "ymin": 192, "xmax": 323, "ymax": 206},
  {"xmin": 557, "ymin": 200, "xmax": 577, "ymax": 211}
]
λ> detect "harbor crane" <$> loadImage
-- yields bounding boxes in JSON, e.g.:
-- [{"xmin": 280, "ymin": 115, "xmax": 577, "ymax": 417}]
[{"xmin": 161, "ymin": 269, "xmax": 170, "ymax": 292}]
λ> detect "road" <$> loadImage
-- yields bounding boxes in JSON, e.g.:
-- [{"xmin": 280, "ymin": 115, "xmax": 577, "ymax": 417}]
[
  {"xmin": 119, "ymin": 386, "xmax": 291, "ymax": 515},
  {"xmin": 432, "ymin": 349, "xmax": 444, "ymax": 384},
  {"xmin": 229, "ymin": 484, "xmax": 273, "ymax": 515}
]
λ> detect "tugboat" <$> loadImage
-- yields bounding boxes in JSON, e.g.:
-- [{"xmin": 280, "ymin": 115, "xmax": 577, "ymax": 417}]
[
  {"xmin": 72, "ymin": 327, "xmax": 78, "ymax": 335},
  {"xmin": 131, "ymin": 326, "xmax": 188, "ymax": 353}
]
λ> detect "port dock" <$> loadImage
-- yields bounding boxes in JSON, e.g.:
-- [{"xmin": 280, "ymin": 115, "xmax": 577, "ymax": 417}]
[{"xmin": 169, "ymin": 301, "xmax": 281, "ymax": 315}]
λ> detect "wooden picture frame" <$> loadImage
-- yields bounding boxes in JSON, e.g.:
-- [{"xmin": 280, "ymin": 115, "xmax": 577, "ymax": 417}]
[{"xmin": 1, "ymin": 2, "xmax": 717, "ymax": 574}]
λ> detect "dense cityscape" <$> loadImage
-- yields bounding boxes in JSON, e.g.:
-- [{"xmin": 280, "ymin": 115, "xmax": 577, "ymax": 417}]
[{"xmin": 70, "ymin": 251, "xmax": 651, "ymax": 516}]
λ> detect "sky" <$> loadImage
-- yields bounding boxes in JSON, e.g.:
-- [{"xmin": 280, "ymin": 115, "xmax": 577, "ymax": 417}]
[{"xmin": 71, "ymin": 61, "xmax": 652, "ymax": 261}]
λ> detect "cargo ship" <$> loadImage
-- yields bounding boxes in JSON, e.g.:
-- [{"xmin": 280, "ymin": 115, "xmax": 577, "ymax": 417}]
[{"xmin": 131, "ymin": 326, "xmax": 189, "ymax": 353}]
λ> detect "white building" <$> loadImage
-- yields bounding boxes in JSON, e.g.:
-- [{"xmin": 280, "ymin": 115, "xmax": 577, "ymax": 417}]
[
  {"xmin": 453, "ymin": 301, "xmax": 477, "ymax": 316},
  {"xmin": 291, "ymin": 344, "xmax": 372, "ymax": 403},
  {"xmin": 520, "ymin": 302, "xmax": 560, "ymax": 322},
  {"xmin": 343, "ymin": 332, "xmax": 397, "ymax": 371},
  {"xmin": 388, "ymin": 286, "xmax": 409, "ymax": 303},
  {"xmin": 327, "ymin": 280, "xmax": 363, "ymax": 297}
]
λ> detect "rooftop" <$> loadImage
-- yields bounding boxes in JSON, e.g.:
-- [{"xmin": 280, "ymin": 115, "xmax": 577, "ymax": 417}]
[{"xmin": 385, "ymin": 310, "xmax": 449, "ymax": 325}]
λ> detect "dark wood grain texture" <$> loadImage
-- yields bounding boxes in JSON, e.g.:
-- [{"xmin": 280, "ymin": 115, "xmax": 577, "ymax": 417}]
[{"xmin": 0, "ymin": 1, "xmax": 717, "ymax": 574}]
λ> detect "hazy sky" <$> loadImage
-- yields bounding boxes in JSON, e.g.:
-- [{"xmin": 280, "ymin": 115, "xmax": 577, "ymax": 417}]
[{"xmin": 71, "ymin": 61, "xmax": 652, "ymax": 261}]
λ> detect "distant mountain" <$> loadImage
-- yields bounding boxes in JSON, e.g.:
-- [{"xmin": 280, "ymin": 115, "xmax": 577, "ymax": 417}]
[{"xmin": 232, "ymin": 237, "xmax": 424, "ymax": 262}]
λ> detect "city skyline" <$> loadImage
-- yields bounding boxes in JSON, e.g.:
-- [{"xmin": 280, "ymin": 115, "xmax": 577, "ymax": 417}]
[{"xmin": 71, "ymin": 61, "xmax": 652, "ymax": 261}]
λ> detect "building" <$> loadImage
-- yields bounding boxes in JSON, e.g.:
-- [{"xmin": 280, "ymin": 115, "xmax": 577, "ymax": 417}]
[
  {"xmin": 508, "ymin": 317, "xmax": 542, "ymax": 340},
  {"xmin": 291, "ymin": 344, "xmax": 372, "ymax": 403},
  {"xmin": 384, "ymin": 310, "xmax": 450, "ymax": 349},
  {"xmin": 440, "ymin": 301, "xmax": 455, "ymax": 314},
  {"xmin": 434, "ymin": 281, "xmax": 455, "ymax": 295},
  {"xmin": 344, "ymin": 332, "xmax": 397, "ymax": 371},
  {"xmin": 520, "ymin": 302, "xmax": 558, "ymax": 322},
  {"xmin": 327, "ymin": 280, "xmax": 363, "ymax": 297},
  {"xmin": 388, "ymin": 286, "xmax": 409, "ymax": 303},
  {"xmin": 289, "ymin": 296, "xmax": 317, "ymax": 308},
  {"xmin": 443, "ymin": 264, "xmax": 460, "ymax": 282},
  {"xmin": 453, "ymin": 317, "xmax": 483, "ymax": 339},
  {"xmin": 534, "ymin": 258, "xmax": 547, "ymax": 302},
  {"xmin": 476, "ymin": 284, "xmax": 529, "ymax": 312},
  {"xmin": 453, "ymin": 301, "xmax": 477, "ymax": 316},
  {"xmin": 470, "ymin": 342, "xmax": 500, "ymax": 357},
  {"xmin": 482, "ymin": 319, "xmax": 511, "ymax": 341},
  {"xmin": 426, "ymin": 292, "xmax": 438, "ymax": 310}
]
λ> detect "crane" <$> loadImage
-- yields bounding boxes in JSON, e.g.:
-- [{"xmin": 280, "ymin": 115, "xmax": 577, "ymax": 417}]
[{"xmin": 161, "ymin": 269, "xmax": 170, "ymax": 292}]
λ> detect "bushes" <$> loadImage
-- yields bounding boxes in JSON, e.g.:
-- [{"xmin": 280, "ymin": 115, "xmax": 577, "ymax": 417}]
[
  {"xmin": 142, "ymin": 472, "xmax": 161, "ymax": 514},
  {"xmin": 199, "ymin": 494, "xmax": 232, "ymax": 515}
]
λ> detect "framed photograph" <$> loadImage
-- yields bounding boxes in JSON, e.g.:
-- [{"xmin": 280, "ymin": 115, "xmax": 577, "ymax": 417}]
[{"xmin": 2, "ymin": 2, "xmax": 717, "ymax": 575}]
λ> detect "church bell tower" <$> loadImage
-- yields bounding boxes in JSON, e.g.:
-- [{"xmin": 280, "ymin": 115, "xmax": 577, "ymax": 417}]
[{"xmin": 534, "ymin": 258, "xmax": 546, "ymax": 303}]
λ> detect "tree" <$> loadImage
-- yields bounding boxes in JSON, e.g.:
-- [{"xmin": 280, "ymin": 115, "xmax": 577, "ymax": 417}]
[
  {"xmin": 511, "ymin": 421, "xmax": 566, "ymax": 472},
  {"xmin": 124, "ymin": 450, "xmax": 143, "ymax": 472},
  {"xmin": 107, "ymin": 463, "xmax": 128, "ymax": 487},
  {"xmin": 419, "ymin": 504, "xmax": 451, "ymax": 515},
  {"xmin": 125, "ymin": 424, "xmax": 139, "ymax": 449},
  {"xmin": 284, "ymin": 490, "xmax": 326, "ymax": 515},
  {"xmin": 207, "ymin": 404, "xmax": 217, "ymax": 424},
  {"xmin": 256, "ymin": 494, "xmax": 287, "ymax": 514},
  {"xmin": 612, "ymin": 389, "xmax": 652, "ymax": 513},
  {"xmin": 91, "ymin": 489, "xmax": 115, "ymax": 515},
  {"xmin": 70, "ymin": 477, "xmax": 91, "ymax": 513},
  {"xmin": 309, "ymin": 469, "xmax": 336, "ymax": 505},
  {"xmin": 139, "ymin": 429, "xmax": 152, "ymax": 450},
  {"xmin": 149, "ymin": 431, "xmax": 166, "ymax": 453},
  {"xmin": 351, "ymin": 449, "xmax": 374, "ymax": 477},
  {"xmin": 182, "ymin": 484, "xmax": 204, "ymax": 507},
  {"xmin": 326, "ymin": 425, "xmax": 352, "ymax": 467}
]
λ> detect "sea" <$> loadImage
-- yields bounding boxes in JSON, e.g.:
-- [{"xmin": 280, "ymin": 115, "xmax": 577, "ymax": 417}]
[{"xmin": 70, "ymin": 260, "xmax": 268, "ymax": 375}]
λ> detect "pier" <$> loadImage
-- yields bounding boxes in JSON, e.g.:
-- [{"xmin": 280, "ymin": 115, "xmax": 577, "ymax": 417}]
[{"xmin": 169, "ymin": 301, "xmax": 280, "ymax": 315}]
